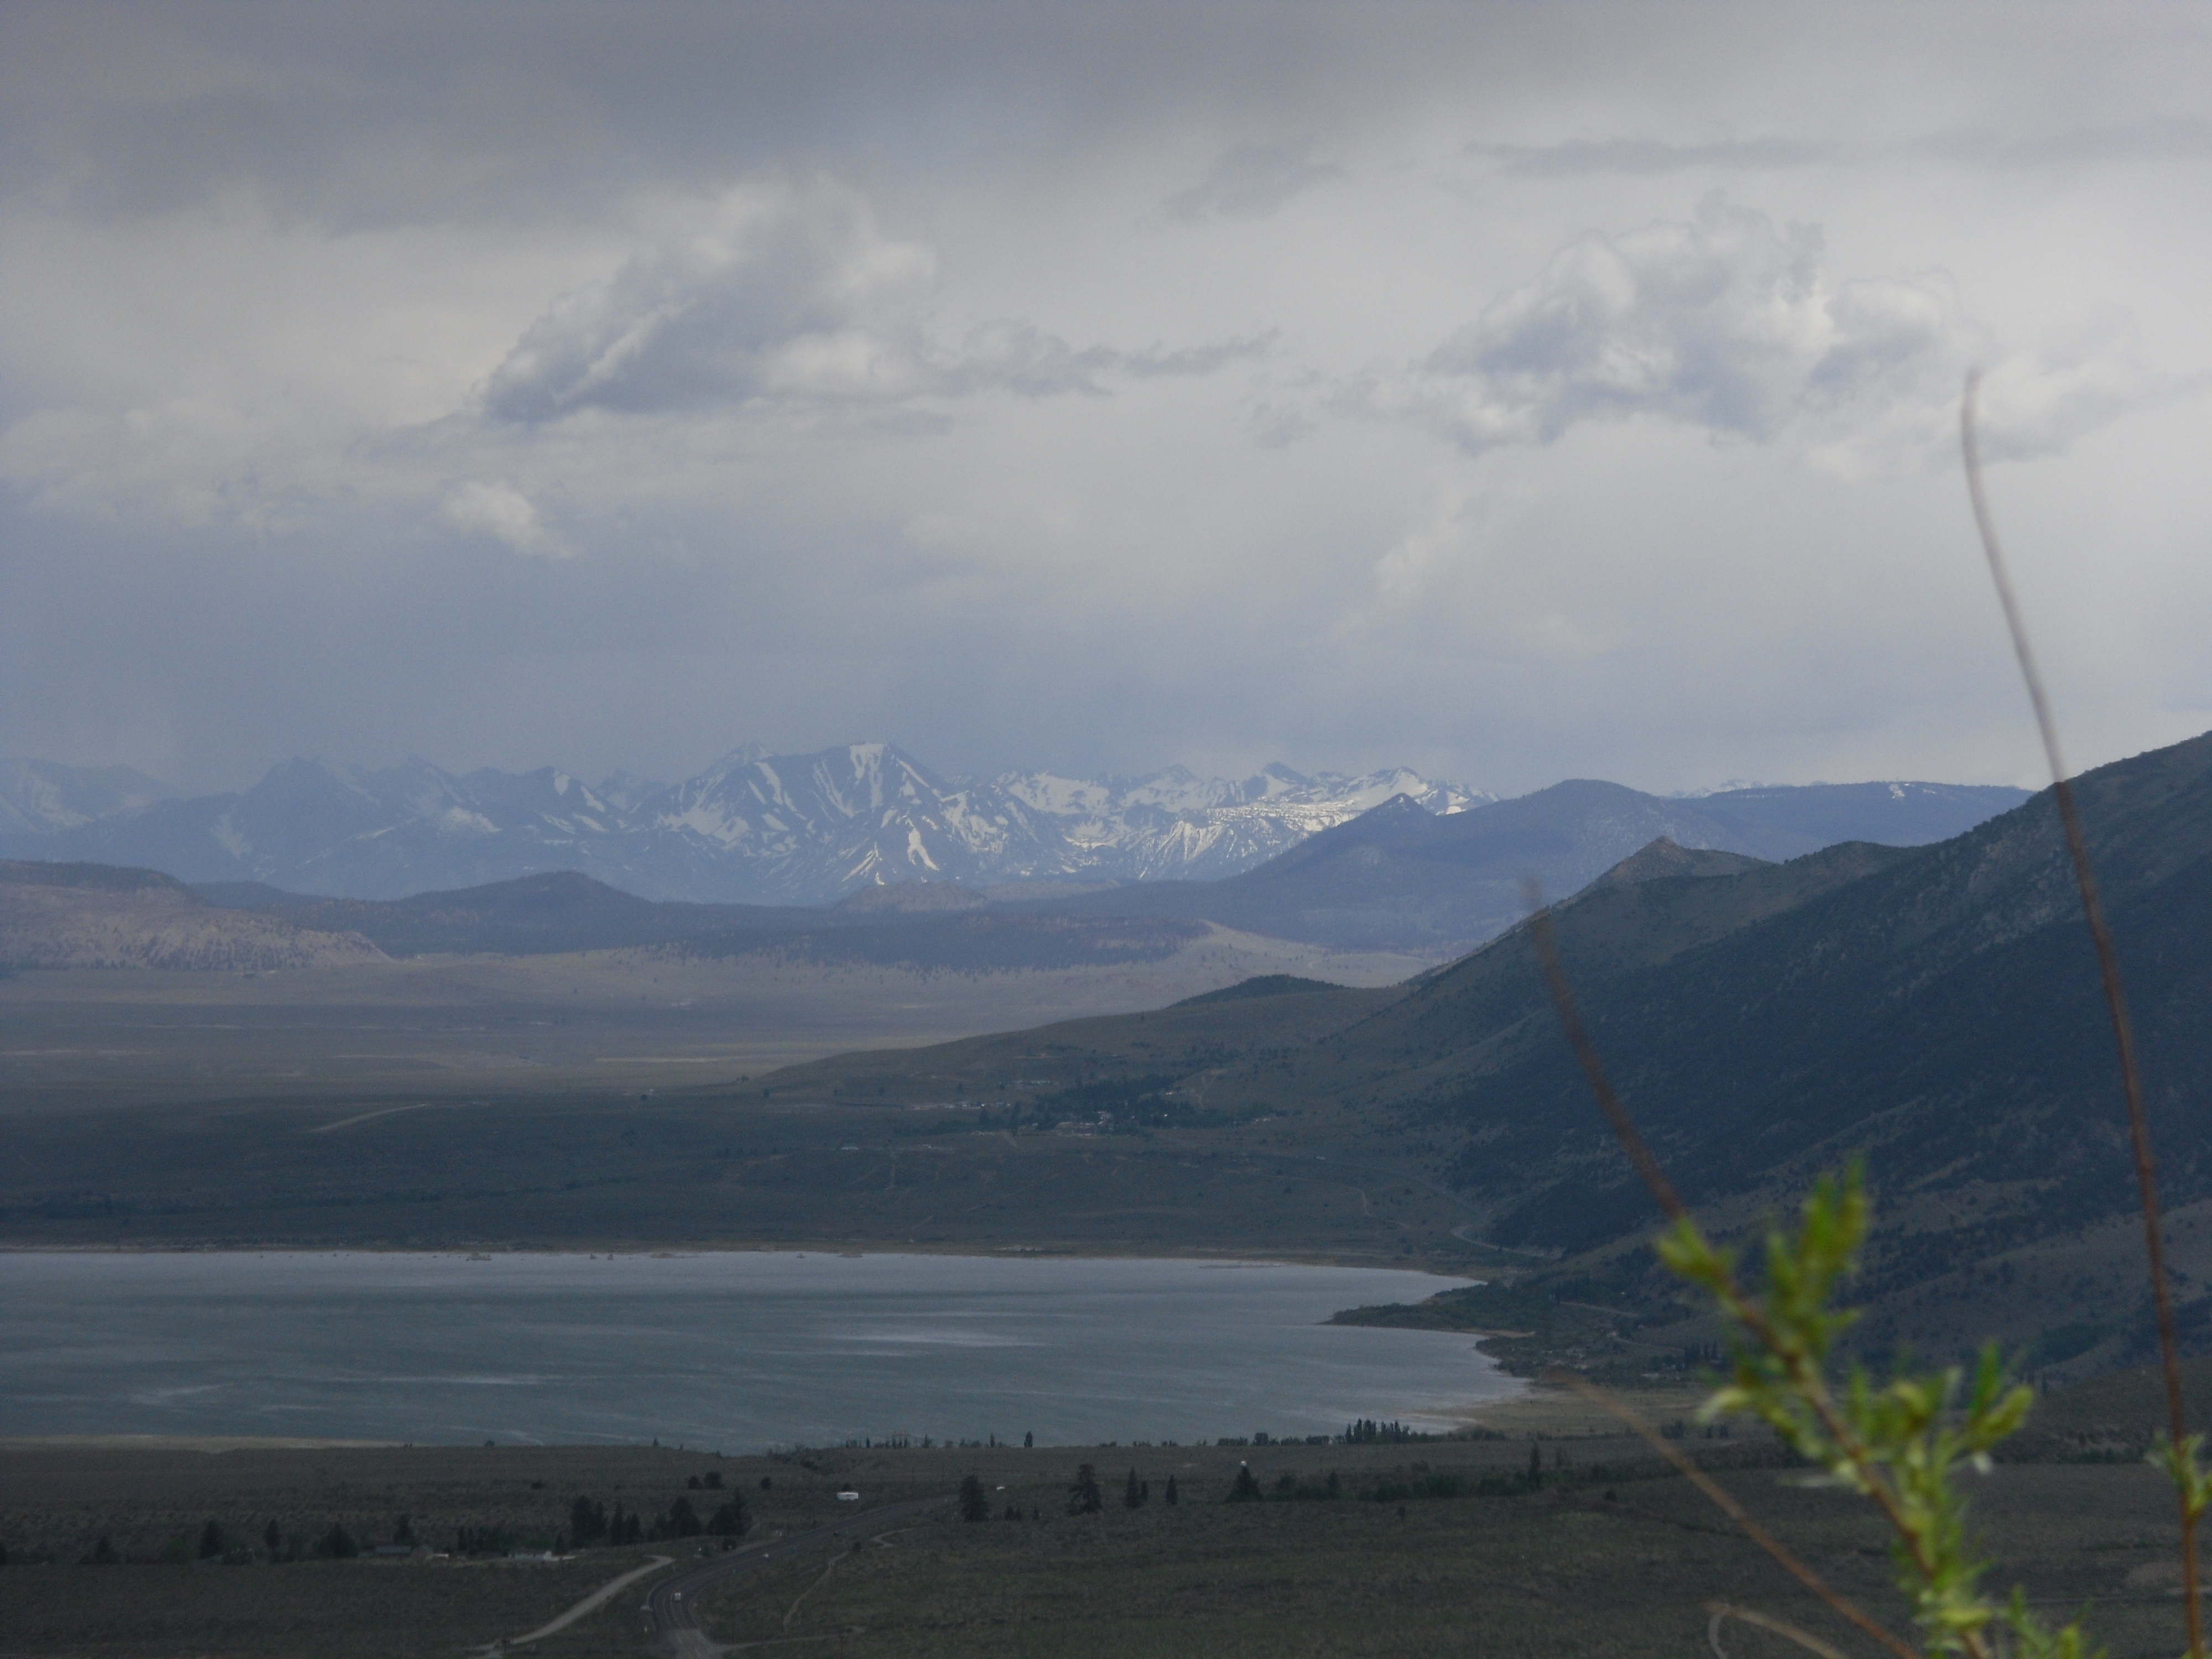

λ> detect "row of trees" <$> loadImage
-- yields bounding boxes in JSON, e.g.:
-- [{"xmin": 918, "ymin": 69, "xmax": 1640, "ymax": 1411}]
[
  {"xmin": 74, "ymin": 1517, "xmax": 384, "ymax": 1566},
  {"xmin": 564, "ymin": 1491, "xmax": 748, "ymax": 1549},
  {"xmin": 958, "ymin": 1464, "xmax": 1184, "ymax": 1522},
  {"xmin": 65, "ymin": 1485, "xmax": 766, "ymax": 1566}
]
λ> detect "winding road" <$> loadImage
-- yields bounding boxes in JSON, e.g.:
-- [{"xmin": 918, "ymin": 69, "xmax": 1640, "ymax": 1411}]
[{"xmin": 642, "ymin": 1496, "xmax": 949, "ymax": 1656}]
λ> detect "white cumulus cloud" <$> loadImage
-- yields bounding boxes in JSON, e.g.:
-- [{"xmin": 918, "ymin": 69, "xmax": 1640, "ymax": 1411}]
[
  {"xmin": 481, "ymin": 178, "xmax": 1267, "ymax": 424},
  {"xmin": 441, "ymin": 480, "xmax": 566, "ymax": 557},
  {"xmin": 1355, "ymin": 194, "xmax": 2177, "ymax": 473},
  {"xmin": 481, "ymin": 180, "xmax": 941, "ymax": 422}
]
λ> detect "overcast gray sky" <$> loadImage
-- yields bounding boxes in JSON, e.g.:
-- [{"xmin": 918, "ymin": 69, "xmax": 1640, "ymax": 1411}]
[{"xmin": 3, "ymin": 1, "xmax": 2208, "ymax": 796}]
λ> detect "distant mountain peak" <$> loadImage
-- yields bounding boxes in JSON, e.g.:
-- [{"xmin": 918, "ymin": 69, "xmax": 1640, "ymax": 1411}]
[
  {"xmin": 1364, "ymin": 793, "xmax": 1431, "ymax": 821},
  {"xmin": 1589, "ymin": 837, "xmax": 1772, "ymax": 891}
]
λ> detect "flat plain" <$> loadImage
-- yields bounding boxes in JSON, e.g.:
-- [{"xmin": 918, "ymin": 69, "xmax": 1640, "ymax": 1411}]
[
  {"xmin": 0, "ymin": 1400, "xmax": 2199, "ymax": 1659},
  {"xmin": 0, "ymin": 922, "xmax": 1428, "ymax": 1104}
]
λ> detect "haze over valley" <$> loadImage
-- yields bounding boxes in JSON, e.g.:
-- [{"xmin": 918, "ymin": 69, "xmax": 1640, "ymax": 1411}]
[{"xmin": 5, "ymin": 3, "xmax": 2210, "ymax": 1653}]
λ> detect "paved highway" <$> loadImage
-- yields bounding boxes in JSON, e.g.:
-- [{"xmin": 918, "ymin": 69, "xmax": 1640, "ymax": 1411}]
[{"xmin": 643, "ymin": 1496, "xmax": 948, "ymax": 1656}]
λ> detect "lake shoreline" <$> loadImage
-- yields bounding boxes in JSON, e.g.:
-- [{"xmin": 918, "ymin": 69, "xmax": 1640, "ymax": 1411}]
[
  {"xmin": 0, "ymin": 1250, "xmax": 1514, "ymax": 1449},
  {"xmin": 0, "ymin": 1237, "xmax": 1480, "ymax": 1278}
]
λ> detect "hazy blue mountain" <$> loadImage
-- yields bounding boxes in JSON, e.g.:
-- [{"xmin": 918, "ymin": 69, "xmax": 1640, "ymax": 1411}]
[
  {"xmin": 0, "ymin": 739, "xmax": 2022, "ymax": 921},
  {"xmin": 4, "ymin": 758, "xmax": 635, "ymax": 899},
  {"xmin": 0, "ymin": 759, "xmax": 171, "ymax": 838},
  {"xmin": 1043, "ymin": 775, "xmax": 2032, "ymax": 951},
  {"xmin": 1676, "ymin": 780, "xmax": 2032, "ymax": 860},
  {"xmin": 0, "ymin": 744, "xmax": 1489, "ymax": 905},
  {"xmin": 15, "ymin": 759, "xmax": 395, "ymax": 886}
]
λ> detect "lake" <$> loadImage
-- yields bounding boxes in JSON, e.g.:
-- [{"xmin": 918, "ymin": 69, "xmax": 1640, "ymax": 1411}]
[{"xmin": 0, "ymin": 1250, "xmax": 1515, "ymax": 1448}]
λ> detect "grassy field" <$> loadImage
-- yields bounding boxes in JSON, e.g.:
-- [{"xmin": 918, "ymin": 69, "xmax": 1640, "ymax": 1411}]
[{"xmin": 1, "ymin": 1389, "xmax": 2201, "ymax": 1659}]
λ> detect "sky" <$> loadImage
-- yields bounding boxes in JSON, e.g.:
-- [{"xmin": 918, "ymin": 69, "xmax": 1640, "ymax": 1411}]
[{"xmin": 3, "ymin": 2, "xmax": 2209, "ymax": 799}]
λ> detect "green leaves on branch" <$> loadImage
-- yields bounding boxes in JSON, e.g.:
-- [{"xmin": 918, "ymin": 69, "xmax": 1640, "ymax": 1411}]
[
  {"xmin": 2154, "ymin": 1433, "xmax": 2212, "ymax": 1527},
  {"xmin": 1659, "ymin": 1164, "xmax": 2089, "ymax": 1658}
]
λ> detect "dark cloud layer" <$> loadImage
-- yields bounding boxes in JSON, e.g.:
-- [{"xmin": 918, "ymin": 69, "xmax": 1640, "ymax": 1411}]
[{"xmin": 3, "ymin": 2, "xmax": 2208, "ymax": 798}]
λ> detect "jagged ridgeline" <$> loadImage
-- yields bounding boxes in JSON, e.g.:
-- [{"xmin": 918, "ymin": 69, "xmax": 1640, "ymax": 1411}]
[
  {"xmin": 0, "ymin": 746, "xmax": 1491, "ymax": 905},
  {"xmin": 0, "ymin": 743, "xmax": 2019, "ymax": 924}
]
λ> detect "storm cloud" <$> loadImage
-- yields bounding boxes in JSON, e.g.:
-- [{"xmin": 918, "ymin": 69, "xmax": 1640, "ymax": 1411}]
[{"xmin": 2, "ymin": 2, "xmax": 2208, "ymax": 800}]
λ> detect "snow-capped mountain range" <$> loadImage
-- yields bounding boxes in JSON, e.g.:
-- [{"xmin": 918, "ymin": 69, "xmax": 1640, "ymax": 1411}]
[{"xmin": 0, "ymin": 744, "xmax": 1493, "ymax": 904}]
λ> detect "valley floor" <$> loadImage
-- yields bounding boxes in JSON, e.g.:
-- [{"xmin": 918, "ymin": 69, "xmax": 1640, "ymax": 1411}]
[
  {"xmin": 0, "ymin": 925, "xmax": 1432, "ymax": 1106},
  {"xmin": 0, "ymin": 1387, "xmax": 2198, "ymax": 1659}
]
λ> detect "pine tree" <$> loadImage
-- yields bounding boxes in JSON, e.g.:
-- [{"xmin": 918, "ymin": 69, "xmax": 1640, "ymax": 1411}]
[
  {"xmin": 1123, "ymin": 1468, "xmax": 1145, "ymax": 1509},
  {"xmin": 570, "ymin": 1496, "xmax": 606, "ymax": 1546},
  {"xmin": 1164, "ymin": 1475, "xmax": 1178, "ymax": 1506},
  {"xmin": 959, "ymin": 1474, "xmax": 990, "ymax": 1522},
  {"xmin": 1067, "ymin": 1463, "xmax": 1104, "ymax": 1515},
  {"xmin": 1228, "ymin": 1464, "xmax": 1262, "ymax": 1502},
  {"xmin": 198, "ymin": 1520, "xmax": 225, "ymax": 1559}
]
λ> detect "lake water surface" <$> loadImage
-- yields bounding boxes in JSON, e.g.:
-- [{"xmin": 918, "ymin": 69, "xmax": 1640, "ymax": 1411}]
[{"xmin": 0, "ymin": 1251, "xmax": 1515, "ymax": 1448}]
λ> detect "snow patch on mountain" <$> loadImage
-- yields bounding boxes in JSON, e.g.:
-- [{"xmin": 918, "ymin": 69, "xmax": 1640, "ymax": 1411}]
[
  {"xmin": 0, "ymin": 744, "xmax": 1493, "ymax": 905},
  {"xmin": 995, "ymin": 762, "xmax": 1490, "ymax": 880}
]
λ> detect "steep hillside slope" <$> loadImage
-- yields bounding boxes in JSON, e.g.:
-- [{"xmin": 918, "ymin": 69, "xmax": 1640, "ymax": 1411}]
[
  {"xmin": 751, "ymin": 731, "xmax": 2212, "ymax": 1367},
  {"xmin": 1316, "ymin": 733, "xmax": 2212, "ymax": 1261},
  {"xmin": 765, "ymin": 828, "xmax": 1892, "ymax": 1107}
]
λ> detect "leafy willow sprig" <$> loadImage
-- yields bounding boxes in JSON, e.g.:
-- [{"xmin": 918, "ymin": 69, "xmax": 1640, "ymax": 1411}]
[{"xmin": 1513, "ymin": 374, "xmax": 2203, "ymax": 1658}]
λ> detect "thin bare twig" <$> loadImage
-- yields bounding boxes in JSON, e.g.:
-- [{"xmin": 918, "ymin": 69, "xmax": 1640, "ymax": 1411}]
[
  {"xmin": 1526, "ymin": 890, "xmax": 1995, "ymax": 1658},
  {"xmin": 1521, "ymin": 888, "xmax": 1687, "ymax": 1223},
  {"xmin": 1961, "ymin": 370, "xmax": 2201, "ymax": 1656},
  {"xmin": 1557, "ymin": 1375, "xmax": 1916, "ymax": 1659},
  {"xmin": 1708, "ymin": 1602, "xmax": 1855, "ymax": 1659}
]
